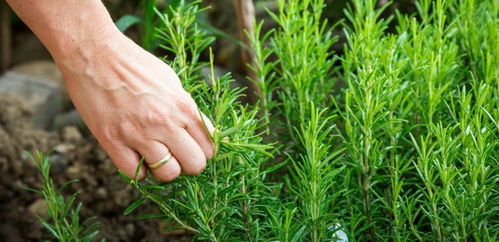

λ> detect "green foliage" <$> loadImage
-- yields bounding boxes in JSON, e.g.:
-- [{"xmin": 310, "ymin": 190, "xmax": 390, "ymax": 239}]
[
  {"xmin": 121, "ymin": 0, "xmax": 498, "ymax": 241},
  {"xmin": 338, "ymin": 0, "xmax": 498, "ymax": 241},
  {"xmin": 28, "ymin": 152, "xmax": 101, "ymax": 242},
  {"xmin": 115, "ymin": 15, "xmax": 141, "ymax": 33},
  {"xmin": 122, "ymin": 1, "xmax": 281, "ymax": 241},
  {"xmin": 115, "ymin": 0, "xmax": 180, "ymax": 51},
  {"xmin": 36, "ymin": 0, "xmax": 498, "ymax": 241},
  {"xmin": 114, "ymin": 0, "xmax": 158, "ymax": 51}
]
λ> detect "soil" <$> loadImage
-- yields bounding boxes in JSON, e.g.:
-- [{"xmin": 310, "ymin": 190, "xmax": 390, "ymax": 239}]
[{"xmin": 0, "ymin": 94, "xmax": 191, "ymax": 241}]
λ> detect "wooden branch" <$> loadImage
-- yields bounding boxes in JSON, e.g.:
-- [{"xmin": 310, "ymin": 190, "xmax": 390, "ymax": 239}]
[{"xmin": 232, "ymin": 0, "xmax": 261, "ymax": 105}]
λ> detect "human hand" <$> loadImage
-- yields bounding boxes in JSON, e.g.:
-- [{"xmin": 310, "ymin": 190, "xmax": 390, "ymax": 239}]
[
  {"xmin": 57, "ymin": 31, "xmax": 215, "ymax": 181},
  {"xmin": 5, "ymin": 0, "xmax": 215, "ymax": 181}
]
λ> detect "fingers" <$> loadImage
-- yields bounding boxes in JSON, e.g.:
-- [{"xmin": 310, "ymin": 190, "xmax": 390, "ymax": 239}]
[
  {"xmin": 160, "ymin": 128, "xmax": 207, "ymax": 176},
  {"xmin": 137, "ymin": 141, "xmax": 182, "ymax": 182},
  {"xmin": 105, "ymin": 143, "xmax": 147, "ymax": 180},
  {"xmin": 107, "ymin": 95, "xmax": 214, "ymax": 181},
  {"xmin": 186, "ymin": 111, "xmax": 216, "ymax": 159}
]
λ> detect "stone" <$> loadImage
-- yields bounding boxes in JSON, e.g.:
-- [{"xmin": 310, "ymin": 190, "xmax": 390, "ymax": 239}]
[
  {"xmin": 53, "ymin": 143, "xmax": 76, "ymax": 154},
  {"xmin": 28, "ymin": 199, "xmax": 48, "ymax": 219},
  {"xmin": 61, "ymin": 126, "xmax": 82, "ymax": 142},
  {"xmin": 47, "ymin": 153, "xmax": 69, "ymax": 175},
  {"xmin": 53, "ymin": 110, "xmax": 83, "ymax": 130},
  {"xmin": 10, "ymin": 60, "xmax": 64, "ymax": 87},
  {"xmin": 66, "ymin": 165, "xmax": 81, "ymax": 179},
  {"xmin": 125, "ymin": 223, "xmax": 135, "ymax": 237},
  {"xmin": 0, "ymin": 61, "xmax": 65, "ymax": 129},
  {"xmin": 96, "ymin": 187, "xmax": 108, "ymax": 199}
]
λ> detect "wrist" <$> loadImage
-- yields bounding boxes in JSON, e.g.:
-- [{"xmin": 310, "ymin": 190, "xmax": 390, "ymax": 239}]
[{"xmin": 49, "ymin": 20, "xmax": 122, "ymax": 63}]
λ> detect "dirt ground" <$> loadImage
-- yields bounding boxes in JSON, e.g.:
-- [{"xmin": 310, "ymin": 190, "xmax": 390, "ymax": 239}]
[{"xmin": 0, "ymin": 94, "xmax": 190, "ymax": 241}]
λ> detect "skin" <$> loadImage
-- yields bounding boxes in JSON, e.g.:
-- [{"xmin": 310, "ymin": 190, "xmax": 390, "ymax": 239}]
[{"xmin": 6, "ymin": 0, "xmax": 215, "ymax": 181}]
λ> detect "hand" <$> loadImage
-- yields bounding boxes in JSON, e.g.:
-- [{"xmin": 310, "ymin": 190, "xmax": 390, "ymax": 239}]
[
  {"xmin": 5, "ymin": 0, "xmax": 214, "ymax": 181},
  {"xmin": 57, "ymin": 31, "xmax": 215, "ymax": 181}
]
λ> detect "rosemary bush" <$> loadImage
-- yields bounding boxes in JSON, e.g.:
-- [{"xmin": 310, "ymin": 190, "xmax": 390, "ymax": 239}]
[
  {"xmin": 29, "ymin": 152, "xmax": 101, "ymax": 242},
  {"xmin": 116, "ymin": 0, "xmax": 499, "ymax": 240},
  {"xmin": 35, "ymin": 0, "xmax": 498, "ymax": 241}
]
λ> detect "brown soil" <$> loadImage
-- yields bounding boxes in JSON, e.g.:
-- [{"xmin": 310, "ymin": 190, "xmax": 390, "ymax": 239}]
[{"xmin": 0, "ymin": 94, "xmax": 190, "ymax": 241}]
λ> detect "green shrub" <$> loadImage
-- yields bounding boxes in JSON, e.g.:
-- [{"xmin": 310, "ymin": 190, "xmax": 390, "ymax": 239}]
[
  {"xmin": 125, "ymin": 0, "xmax": 499, "ymax": 240},
  {"xmin": 29, "ymin": 152, "xmax": 101, "ymax": 242},
  {"xmin": 36, "ymin": 0, "xmax": 498, "ymax": 241}
]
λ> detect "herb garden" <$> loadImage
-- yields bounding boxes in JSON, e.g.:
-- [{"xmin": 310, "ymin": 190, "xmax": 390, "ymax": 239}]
[{"xmin": 28, "ymin": 0, "xmax": 498, "ymax": 241}]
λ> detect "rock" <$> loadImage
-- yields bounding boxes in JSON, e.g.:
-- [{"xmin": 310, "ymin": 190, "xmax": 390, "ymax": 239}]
[
  {"xmin": 0, "ymin": 61, "xmax": 65, "ymax": 129},
  {"xmin": 0, "ymin": 94, "xmax": 56, "ymax": 177},
  {"xmin": 61, "ymin": 126, "xmax": 82, "ymax": 142},
  {"xmin": 47, "ymin": 153, "xmax": 69, "ymax": 175},
  {"xmin": 53, "ymin": 143, "xmax": 76, "ymax": 154},
  {"xmin": 10, "ymin": 60, "xmax": 63, "ymax": 86},
  {"xmin": 53, "ymin": 110, "xmax": 83, "ymax": 130},
  {"xmin": 96, "ymin": 187, "xmax": 108, "ymax": 199},
  {"xmin": 66, "ymin": 165, "xmax": 81, "ymax": 179},
  {"xmin": 28, "ymin": 199, "xmax": 48, "ymax": 219},
  {"xmin": 114, "ymin": 187, "xmax": 134, "ymax": 207},
  {"xmin": 0, "ymin": 93, "xmax": 31, "ymax": 124},
  {"xmin": 79, "ymin": 143, "xmax": 94, "ymax": 154},
  {"xmin": 125, "ymin": 223, "xmax": 135, "ymax": 237}
]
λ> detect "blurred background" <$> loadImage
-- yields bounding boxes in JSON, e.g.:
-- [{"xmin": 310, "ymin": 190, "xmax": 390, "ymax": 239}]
[{"xmin": 0, "ymin": 0, "xmax": 416, "ymax": 241}]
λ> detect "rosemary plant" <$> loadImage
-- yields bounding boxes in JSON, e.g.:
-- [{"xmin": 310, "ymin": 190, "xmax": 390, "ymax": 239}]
[
  {"xmin": 117, "ymin": 0, "xmax": 499, "ymax": 240},
  {"xmin": 266, "ymin": 0, "xmax": 345, "ymax": 240},
  {"xmin": 121, "ymin": 1, "xmax": 280, "ymax": 241},
  {"xmin": 28, "ymin": 152, "xmax": 101, "ymax": 242},
  {"xmin": 33, "ymin": 0, "xmax": 498, "ymax": 241},
  {"xmin": 338, "ymin": 0, "xmax": 498, "ymax": 241}
]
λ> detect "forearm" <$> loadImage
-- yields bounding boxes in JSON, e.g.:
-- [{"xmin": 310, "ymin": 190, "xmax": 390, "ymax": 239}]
[{"xmin": 5, "ymin": 0, "xmax": 120, "ymax": 61}]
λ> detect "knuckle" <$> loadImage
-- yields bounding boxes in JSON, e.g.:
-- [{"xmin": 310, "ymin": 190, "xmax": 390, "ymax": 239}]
[
  {"xmin": 149, "ymin": 112, "xmax": 168, "ymax": 125},
  {"xmin": 175, "ymin": 93, "xmax": 198, "ymax": 117},
  {"xmin": 147, "ymin": 112, "xmax": 176, "ymax": 133},
  {"xmin": 97, "ymin": 125, "xmax": 120, "ymax": 144},
  {"xmin": 118, "ymin": 120, "xmax": 141, "ymax": 137},
  {"xmin": 175, "ymin": 95, "xmax": 191, "ymax": 111},
  {"xmin": 144, "ymin": 106, "xmax": 167, "ymax": 123},
  {"xmin": 119, "ymin": 122, "xmax": 147, "ymax": 145}
]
